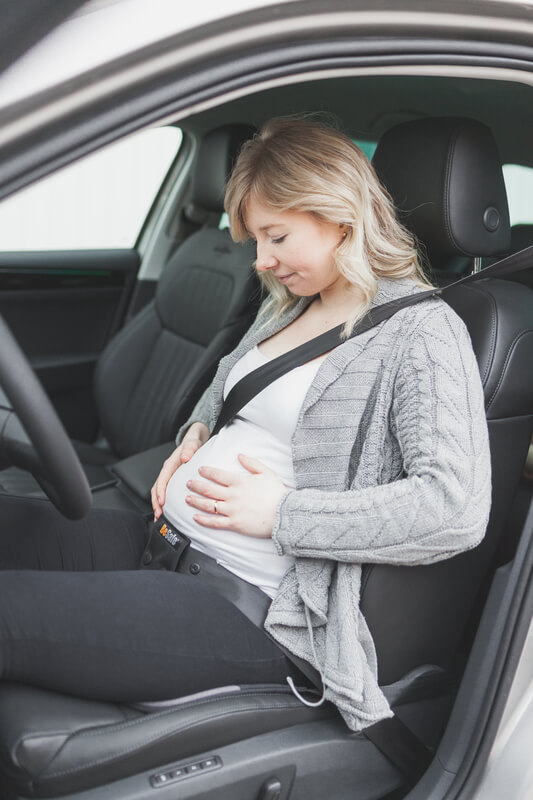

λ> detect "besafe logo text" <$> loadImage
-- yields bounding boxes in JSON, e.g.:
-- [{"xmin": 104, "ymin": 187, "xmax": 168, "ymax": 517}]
[{"xmin": 160, "ymin": 523, "xmax": 179, "ymax": 547}]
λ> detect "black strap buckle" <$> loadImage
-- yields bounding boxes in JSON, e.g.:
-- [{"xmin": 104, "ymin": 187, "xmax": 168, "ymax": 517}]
[{"xmin": 140, "ymin": 517, "xmax": 191, "ymax": 571}]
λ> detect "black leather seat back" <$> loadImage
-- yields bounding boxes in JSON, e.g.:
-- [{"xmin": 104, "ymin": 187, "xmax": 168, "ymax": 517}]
[
  {"xmin": 365, "ymin": 117, "xmax": 533, "ymax": 684},
  {"xmin": 94, "ymin": 124, "xmax": 259, "ymax": 458},
  {"xmin": 504, "ymin": 225, "xmax": 533, "ymax": 291}
]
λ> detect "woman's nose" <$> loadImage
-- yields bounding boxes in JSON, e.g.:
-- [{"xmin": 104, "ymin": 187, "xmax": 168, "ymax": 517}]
[{"xmin": 255, "ymin": 241, "xmax": 278, "ymax": 272}]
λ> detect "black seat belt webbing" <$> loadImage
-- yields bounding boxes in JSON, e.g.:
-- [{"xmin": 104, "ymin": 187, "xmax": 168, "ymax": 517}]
[
  {"xmin": 212, "ymin": 245, "xmax": 533, "ymax": 436},
  {"xmin": 364, "ymin": 715, "xmax": 434, "ymax": 784}
]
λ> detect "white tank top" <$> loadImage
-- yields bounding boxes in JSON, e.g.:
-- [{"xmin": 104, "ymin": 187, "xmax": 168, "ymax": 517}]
[{"xmin": 163, "ymin": 346, "xmax": 322, "ymax": 598}]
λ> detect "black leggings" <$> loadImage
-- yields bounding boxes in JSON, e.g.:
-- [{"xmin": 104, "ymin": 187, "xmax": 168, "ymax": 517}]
[{"xmin": 0, "ymin": 495, "xmax": 298, "ymax": 703}]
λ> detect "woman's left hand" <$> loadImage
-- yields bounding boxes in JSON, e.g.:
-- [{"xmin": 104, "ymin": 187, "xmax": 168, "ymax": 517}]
[{"xmin": 185, "ymin": 454, "xmax": 287, "ymax": 538}]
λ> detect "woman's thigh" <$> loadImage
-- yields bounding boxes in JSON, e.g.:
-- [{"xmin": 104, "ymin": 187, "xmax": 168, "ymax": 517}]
[
  {"xmin": 0, "ymin": 569, "xmax": 292, "ymax": 702},
  {"xmin": 0, "ymin": 494, "xmax": 147, "ymax": 571}
]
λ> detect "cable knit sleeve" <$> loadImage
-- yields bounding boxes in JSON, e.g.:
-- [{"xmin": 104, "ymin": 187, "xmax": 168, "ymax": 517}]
[{"xmin": 272, "ymin": 310, "xmax": 492, "ymax": 565}]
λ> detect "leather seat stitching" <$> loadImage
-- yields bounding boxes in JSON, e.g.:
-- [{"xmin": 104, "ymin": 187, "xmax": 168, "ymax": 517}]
[
  {"xmin": 486, "ymin": 328, "xmax": 533, "ymax": 411},
  {"xmin": 33, "ymin": 690, "xmax": 290, "ymax": 743},
  {"xmin": 448, "ymin": 283, "xmax": 498, "ymax": 386},
  {"xmin": 443, "ymin": 129, "xmax": 461, "ymax": 253},
  {"xmin": 96, "ymin": 304, "xmax": 157, "ymax": 375},
  {"xmin": 42, "ymin": 700, "xmax": 305, "ymax": 779}
]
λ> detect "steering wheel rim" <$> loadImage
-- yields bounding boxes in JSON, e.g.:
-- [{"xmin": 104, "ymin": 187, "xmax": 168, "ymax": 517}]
[{"xmin": 0, "ymin": 314, "xmax": 92, "ymax": 519}]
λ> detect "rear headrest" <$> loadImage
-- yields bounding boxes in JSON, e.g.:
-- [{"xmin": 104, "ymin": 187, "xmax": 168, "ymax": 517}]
[
  {"xmin": 192, "ymin": 124, "xmax": 256, "ymax": 213},
  {"xmin": 372, "ymin": 117, "xmax": 511, "ymax": 269}
]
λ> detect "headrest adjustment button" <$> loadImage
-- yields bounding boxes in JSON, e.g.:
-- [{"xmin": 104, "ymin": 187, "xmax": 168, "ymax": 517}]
[{"xmin": 483, "ymin": 207, "xmax": 500, "ymax": 232}]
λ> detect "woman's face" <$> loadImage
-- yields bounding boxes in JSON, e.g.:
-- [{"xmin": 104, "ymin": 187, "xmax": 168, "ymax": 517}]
[{"xmin": 244, "ymin": 197, "xmax": 346, "ymax": 297}]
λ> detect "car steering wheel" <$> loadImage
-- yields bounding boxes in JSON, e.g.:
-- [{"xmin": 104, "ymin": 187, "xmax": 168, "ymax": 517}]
[{"xmin": 0, "ymin": 314, "xmax": 92, "ymax": 519}]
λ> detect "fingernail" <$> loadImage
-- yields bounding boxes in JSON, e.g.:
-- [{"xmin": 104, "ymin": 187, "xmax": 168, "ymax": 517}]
[{"xmin": 186, "ymin": 480, "xmax": 192, "ymax": 488}]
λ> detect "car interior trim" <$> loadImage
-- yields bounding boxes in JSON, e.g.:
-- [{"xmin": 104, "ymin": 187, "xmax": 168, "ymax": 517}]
[
  {"xmin": 153, "ymin": 63, "xmax": 533, "ymax": 136},
  {"xmin": 2, "ymin": 0, "xmax": 532, "ymax": 107},
  {"xmin": 2, "ymin": 42, "xmax": 532, "ymax": 152},
  {"xmin": 1, "ymin": 52, "xmax": 533, "ymax": 206}
]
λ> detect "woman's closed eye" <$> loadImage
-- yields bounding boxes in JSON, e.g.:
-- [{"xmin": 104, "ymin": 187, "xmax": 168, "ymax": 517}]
[{"xmin": 271, "ymin": 235, "xmax": 287, "ymax": 244}]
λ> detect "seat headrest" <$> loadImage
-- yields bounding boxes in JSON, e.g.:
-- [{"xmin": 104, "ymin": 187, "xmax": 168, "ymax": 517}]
[
  {"xmin": 192, "ymin": 124, "xmax": 256, "ymax": 213},
  {"xmin": 372, "ymin": 117, "xmax": 511, "ymax": 270}
]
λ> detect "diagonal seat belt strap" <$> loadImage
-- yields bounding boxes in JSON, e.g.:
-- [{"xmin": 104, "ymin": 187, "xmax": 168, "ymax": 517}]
[{"xmin": 212, "ymin": 245, "xmax": 533, "ymax": 437}]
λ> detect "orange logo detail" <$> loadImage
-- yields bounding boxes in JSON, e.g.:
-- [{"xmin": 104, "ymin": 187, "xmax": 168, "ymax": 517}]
[{"xmin": 160, "ymin": 524, "xmax": 169, "ymax": 536}]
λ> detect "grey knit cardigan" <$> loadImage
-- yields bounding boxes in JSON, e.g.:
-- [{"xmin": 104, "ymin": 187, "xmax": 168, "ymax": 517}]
[{"xmin": 176, "ymin": 275, "xmax": 492, "ymax": 730}]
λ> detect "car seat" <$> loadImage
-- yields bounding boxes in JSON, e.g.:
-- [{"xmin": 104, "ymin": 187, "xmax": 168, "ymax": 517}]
[
  {"xmin": 0, "ymin": 117, "xmax": 531, "ymax": 800},
  {"xmin": 0, "ymin": 124, "xmax": 259, "ymax": 498}
]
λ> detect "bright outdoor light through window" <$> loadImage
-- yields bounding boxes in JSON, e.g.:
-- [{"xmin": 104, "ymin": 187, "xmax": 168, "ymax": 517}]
[
  {"xmin": 0, "ymin": 126, "xmax": 182, "ymax": 251},
  {"xmin": 503, "ymin": 164, "xmax": 533, "ymax": 226}
]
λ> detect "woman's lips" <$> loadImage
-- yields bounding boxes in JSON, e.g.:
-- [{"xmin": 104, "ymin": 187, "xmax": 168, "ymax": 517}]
[{"xmin": 276, "ymin": 273, "xmax": 295, "ymax": 284}]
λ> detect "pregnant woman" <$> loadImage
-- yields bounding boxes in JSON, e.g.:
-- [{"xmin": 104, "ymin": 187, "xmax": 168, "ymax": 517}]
[{"xmin": 0, "ymin": 117, "xmax": 491, "ymax": 731}]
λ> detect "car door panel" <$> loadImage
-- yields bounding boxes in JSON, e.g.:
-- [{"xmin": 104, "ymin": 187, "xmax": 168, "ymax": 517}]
[{"xmin": 0, "ymin": 249, "xmax": 139, "ymax": 441}]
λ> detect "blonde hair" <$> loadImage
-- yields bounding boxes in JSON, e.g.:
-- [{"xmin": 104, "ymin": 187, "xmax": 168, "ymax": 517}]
[{"xmin": 224, "ymin": 116, "xmax": 435, "ymax": 335}]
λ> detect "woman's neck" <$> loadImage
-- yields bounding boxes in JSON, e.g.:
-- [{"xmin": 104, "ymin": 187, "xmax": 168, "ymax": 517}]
[{"xmin": 310, "ymin": 284, "xmax": 366, "ymax": 324}]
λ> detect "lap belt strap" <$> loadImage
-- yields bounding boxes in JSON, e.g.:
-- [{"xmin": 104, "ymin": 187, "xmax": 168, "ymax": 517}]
[
  {"xmin": 176, "ymin": 543, "xmax": 326, "ymax": 689},
  {"xmin": 140, "ymin": 516, "xmax": 322, "ymax": 685},
  {"xmin": 212, "ymin": 245, "xmax": 533, "ymax": 435},
  {"xmin": 141, "ymin": 519, "xmax": 433, "ymax": 784}
]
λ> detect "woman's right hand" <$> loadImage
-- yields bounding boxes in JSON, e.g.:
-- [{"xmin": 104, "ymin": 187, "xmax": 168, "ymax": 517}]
[{"xmin": 151, "ymin": 422, "xmax": 209, "ymax": 520}]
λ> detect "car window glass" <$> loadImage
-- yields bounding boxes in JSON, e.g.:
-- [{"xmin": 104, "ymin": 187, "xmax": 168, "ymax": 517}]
[
  {"xmin": 0, "ymin": 126, "xmax": 182, "ymax": 250},
  {"xmin": 354, "ymin": 139, "xmax": 377, "ymax": 160},
  {"xmin": 503, "ymin": 164, "xmax": 533, "ymax": 226}
]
